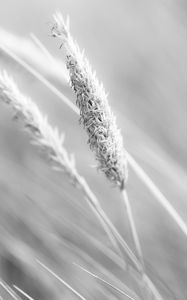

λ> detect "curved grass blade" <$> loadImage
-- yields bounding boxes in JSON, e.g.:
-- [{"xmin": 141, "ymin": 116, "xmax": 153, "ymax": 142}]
[{"xmin": 36, "ymin": 259, "xmax": 87, "ymax": 300}]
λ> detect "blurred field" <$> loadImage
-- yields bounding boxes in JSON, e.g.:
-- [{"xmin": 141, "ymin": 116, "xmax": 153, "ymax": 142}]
[{"xmin": 0, "ymin": 0, "xmax": 187, "ymax": 299}]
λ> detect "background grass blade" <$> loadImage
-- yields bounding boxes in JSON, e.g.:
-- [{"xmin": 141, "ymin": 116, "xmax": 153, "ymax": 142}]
[{"xmin": 36, "ymin": 260, "xmax": 87, "ymax": 300}]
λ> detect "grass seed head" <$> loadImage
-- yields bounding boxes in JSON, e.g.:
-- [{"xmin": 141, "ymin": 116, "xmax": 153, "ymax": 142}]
[
  {"xmin": 52, "ymin": 13, "xmax": 128, "ymax": 189},
  {"xmin": 0, "ymin": 70, "xmax": 79, "ymax": 187}
]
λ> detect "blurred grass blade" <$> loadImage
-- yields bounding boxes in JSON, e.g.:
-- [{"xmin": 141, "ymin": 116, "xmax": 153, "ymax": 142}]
[
  {"xmin": 0, "ymin": 44, "xmax": 79, "ymax": 114},
  {"xmin": 74, "ymin": 263, "xmax": 137, "ymax": 300},
  {"xmin": 0, "ymin": 280, "xmax": 22, "ymax": 300},
  {"xmin": 146, "ymin": 261, "xmax": 178, "ymax": 300},
  {"xmin": 13, "ymin": 286, "xmax": 35, "ymax": 300},
  {"xmin": 95, "ymin": 204, "xmax": 141, "ymax": 271},
  {"xmin": 36, "ymin": 259, "xmax": 87, "ymax": 300},
  {"xmin": 144, "ymin": 275, "xmax": 164, "ymax": 300},
  {"xmin": 66, "ymin": 240, "xmax": 137, "ymax": 296},
  {"xmin": 30, "ymin": 33, "xmax": 54, "ymax": 62},
  {"xmin": 83, "ymin": 195, "xmax": 126, "ymax": 267},
  {"xmin": 127, "ymin": 153, "xmax": 187, "ymax": 237},
  {"xmin": 0, "ymin": 28, "xmax": 68, "ymax": 83}
]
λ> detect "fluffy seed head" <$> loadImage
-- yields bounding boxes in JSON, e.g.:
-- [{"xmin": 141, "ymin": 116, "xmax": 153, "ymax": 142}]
[
  {"xmin": 0, "ymin": 70, "xmax": 79, "ymax": 186},
  {"xmin": 52, "ymin": 12, "xmax": 128, "ymax": 189}
]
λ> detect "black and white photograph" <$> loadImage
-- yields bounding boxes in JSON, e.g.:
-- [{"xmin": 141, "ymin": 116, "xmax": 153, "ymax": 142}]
[{"xmin": 0, "ymin": 1, "xmax": 186, "ymax": 299}]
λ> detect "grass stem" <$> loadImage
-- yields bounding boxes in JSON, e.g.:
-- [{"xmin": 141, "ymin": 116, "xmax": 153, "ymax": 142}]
[{"xmin": 121, "ymin": 189, "xmax": 145, "ymax": 270}]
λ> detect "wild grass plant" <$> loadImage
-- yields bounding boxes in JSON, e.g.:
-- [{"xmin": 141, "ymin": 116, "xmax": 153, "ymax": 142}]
[{"xmin": 0, "ymin": 10, "xmax": 186, "ymax": 300}]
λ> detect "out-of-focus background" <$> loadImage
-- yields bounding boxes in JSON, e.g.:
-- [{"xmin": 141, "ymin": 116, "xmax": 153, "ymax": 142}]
[{"xmin": 0, "ymin": 0, "xmax": 187, "ymax": 299}]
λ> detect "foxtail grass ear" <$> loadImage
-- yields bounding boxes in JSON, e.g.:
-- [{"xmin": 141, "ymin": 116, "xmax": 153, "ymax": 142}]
[{"xmin": 52, "ymin": 12, "xmax": 128, "ymax": 189}]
